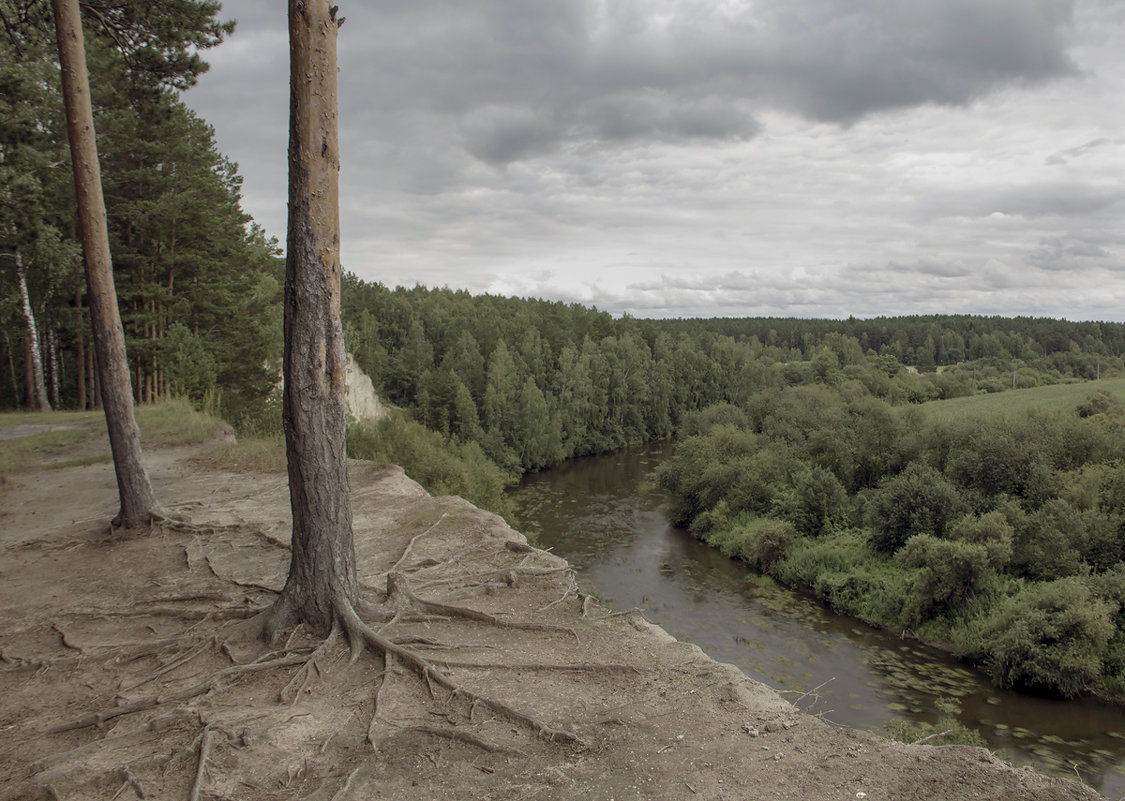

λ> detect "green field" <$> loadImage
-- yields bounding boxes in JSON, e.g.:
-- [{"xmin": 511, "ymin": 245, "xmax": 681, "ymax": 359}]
[{"xmin": 917, "ymin": 377, "xmax": 1125, "ymax": 424}]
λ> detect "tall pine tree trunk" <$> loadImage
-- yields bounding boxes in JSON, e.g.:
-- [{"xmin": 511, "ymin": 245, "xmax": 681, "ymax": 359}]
[
  {"xmin": 15, "ymin": 250, "xmax": 51, "ymax": 411},
  {"xmin": 52, "ymin": 0, "xmax": 159, "ymax": 527},
  {"xmin": 267, "ymin": 0, "xmax": 356, "ymax": 637}
]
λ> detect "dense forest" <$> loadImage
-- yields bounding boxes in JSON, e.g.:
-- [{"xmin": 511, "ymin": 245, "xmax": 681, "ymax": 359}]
[{"xmin": 0, "ymin": 0, "xmax": 281, "ymax": 426}]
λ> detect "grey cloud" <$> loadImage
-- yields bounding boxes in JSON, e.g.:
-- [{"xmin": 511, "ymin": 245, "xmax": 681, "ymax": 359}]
[
  {"xmin": 887, "ymin": 259, "xmax": 973, "ymax": 278},
  {"xmin": 919, "ymin": 182, "xmax": 1123, "ymax": 220},
  {"xmin": 333, "ymin": 0, "xmax": 1079, "ymax": 166},
  {"xmin": 1027, "ymin": 236, "xmax": 1112, "ymax": 270},
  {"xmin": 1046, "ymin": 137, "xmax": 1113, "ymax": 165}
]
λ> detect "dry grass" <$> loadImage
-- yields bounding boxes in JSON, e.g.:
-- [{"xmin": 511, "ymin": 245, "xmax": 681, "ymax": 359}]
[
  {"xmin": 192, "ymin": 435, "xmax": 287, "ymax": 474},
  {"xmin": 134, "ymin": 399, "xmax": 229, "ymax": 446}
]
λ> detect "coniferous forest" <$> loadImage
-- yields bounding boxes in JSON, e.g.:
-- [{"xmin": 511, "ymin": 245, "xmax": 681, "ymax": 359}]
[{"xmin": 7, "ymin": 0, "xmax": 1125, "ymax": 702}]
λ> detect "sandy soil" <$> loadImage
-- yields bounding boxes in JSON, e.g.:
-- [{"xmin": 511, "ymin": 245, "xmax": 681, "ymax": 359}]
[{"xmin": 0, "ymin": 430, "xmax": 1106, "ymax": 801}]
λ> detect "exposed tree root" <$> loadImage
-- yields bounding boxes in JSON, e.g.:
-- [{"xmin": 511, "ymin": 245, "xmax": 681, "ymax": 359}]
[
  {"xmin": 333, "ymin": 599, "xmax": 581, "ymax": 744},
  {"xmin": 409, "ymin": 725, "xmax": 522, "ymax": 755},
  {"xmin": 385, "ymin": 513, "xmax": 449, "ymax": 575},
  {"xmin": 367, "ymin": 653, "xmax": 393, "ymax": 748},
  {"xmin": 32, "ymin": 710, "xmax": 198, "ymax": 773},
  {"xmin": 384, "ymin": 572, "xmax": 577, "ymax": 639},
  {"xmin": 428, "ymin": 660, "xmax": 642, "ymax": 674},
  {"xmin": 109, "ymin": 764, "xmax": 145, "ymax": 801},
  {"xmin": 280, "ymin": 624, "xmax": 340, "ymax": 704}
]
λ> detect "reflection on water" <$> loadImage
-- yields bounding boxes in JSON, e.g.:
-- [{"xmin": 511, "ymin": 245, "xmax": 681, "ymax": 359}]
[{"xmin": 511, "ymin": 441, "xmax": 1125, "ymax": 796}]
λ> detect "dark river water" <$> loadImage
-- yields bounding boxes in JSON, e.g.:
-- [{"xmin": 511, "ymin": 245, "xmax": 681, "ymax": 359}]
[{"xmin": 510, "ymin": 441, "xmax": 1125, "ymax": 797}]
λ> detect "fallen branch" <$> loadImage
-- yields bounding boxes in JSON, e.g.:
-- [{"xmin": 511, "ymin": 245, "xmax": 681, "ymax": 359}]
[
  {"xmin": 189, "ymin": 727, "xmax": 217, "ymax": 801},
  {"xmin": 911, "ymin": 729, "xmax": 954, "ymax": 746}
]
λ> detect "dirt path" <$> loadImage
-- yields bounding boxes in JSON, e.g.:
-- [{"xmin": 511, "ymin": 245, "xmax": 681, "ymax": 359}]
[{"xmin": 0, "ymin": 436, "xmax": 1105, "ymax": 800}]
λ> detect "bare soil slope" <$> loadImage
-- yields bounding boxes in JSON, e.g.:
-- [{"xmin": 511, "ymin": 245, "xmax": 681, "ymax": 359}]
[{"xmin": 0, "ymin": 433, "xmax": 1104, "ymax": 800}]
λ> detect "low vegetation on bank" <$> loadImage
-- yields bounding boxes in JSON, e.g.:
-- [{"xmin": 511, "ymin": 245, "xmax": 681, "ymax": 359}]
[{"xmin": 656, "ymin": 380, "xmax": 1125, "ymax": 699}]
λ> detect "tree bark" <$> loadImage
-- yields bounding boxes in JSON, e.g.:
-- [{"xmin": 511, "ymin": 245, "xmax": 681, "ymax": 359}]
[
  {"xmin": 15, "ymin": 250, "xmax": 51, "ymax": 411},
  {"xmin": 269, "ymin": 0, "xmax": 356, "ymax": 636},
  {"xmin": 52, "ymin": 0, "xmax": 159, "ymax": 526}
]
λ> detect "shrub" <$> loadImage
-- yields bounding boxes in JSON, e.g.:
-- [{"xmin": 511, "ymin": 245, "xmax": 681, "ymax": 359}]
[
  {"xmin": 737, "ymin": 518, "xmax": 797, "ymax": 573},
  {"xmin": 948, "ymin": 511, "xmax": 1014, "ymax": 571},
  {"xmin": 867, "ymin": 463, "xmax": 967, "ymax": 552},
  {"xmin": 895, "ymin": 534, "xmax": 996, "ymax": 626},
  {"xmin": 965, "ymin": 577, "xmax": 1115, "ymax": 697}
]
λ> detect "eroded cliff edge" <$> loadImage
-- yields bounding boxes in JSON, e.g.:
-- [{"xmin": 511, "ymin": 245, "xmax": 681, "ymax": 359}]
[{"xmin": 0, "ymin": 443, "xmax": 1104, "ymax": 800}]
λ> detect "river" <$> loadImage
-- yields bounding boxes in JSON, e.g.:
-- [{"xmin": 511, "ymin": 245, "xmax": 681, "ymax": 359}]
[{"xmin": 510, "ymin": 441, "xmax": 1125, "ymax": 797}]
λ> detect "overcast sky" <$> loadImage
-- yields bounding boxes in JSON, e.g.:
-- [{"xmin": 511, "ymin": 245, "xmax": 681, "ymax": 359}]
[{"xmin": 182, "ymin": 0, "xmax": 1125, "ymax": 321}]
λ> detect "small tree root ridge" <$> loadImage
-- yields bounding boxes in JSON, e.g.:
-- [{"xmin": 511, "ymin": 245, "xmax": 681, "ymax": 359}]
[
  {"xmin": 385, "ymin": 572, "xmax": 577, "ymax": 639},
  {"xmin": 49, "ymin": 652, "xmax": 310, "ymax": 733}
]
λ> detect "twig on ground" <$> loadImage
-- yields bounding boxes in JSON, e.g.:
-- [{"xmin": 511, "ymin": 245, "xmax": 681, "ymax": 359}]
[
  {"xmin": 329, "ymin": 766, "xmax": 363, "ymax": 801},
  {"xmin": 911, "ymin": 729, "xmax": 954, "ymax": 746}
]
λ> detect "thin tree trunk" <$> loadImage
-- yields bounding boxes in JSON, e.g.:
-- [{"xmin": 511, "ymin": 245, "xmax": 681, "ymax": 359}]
[
  {"xmin": 48, "ymin": 325, "xmax": 60, "ymax": 409},
  {"xmin": 3, "ymin": 331, "xmax": 19, "ymax": 409},
  {"xmin": 75, "ymin": 288, "xmax": 86, "ymax": 410},
  {"xmin": 52, "ymin": 0, "xmax": 159, "ymax": 526},
  {"xmin": 15, "ymin": 250, "xmax": 51, "ymax": 411},
  {"xmin": 269, "ymin": 0, "xmax": 355, "ymax": 636}
]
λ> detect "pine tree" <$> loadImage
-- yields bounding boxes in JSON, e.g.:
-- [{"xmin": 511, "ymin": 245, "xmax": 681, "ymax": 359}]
[{"xmin": 52, "ymin": 0, "xmax": 159, "ymax": 526}]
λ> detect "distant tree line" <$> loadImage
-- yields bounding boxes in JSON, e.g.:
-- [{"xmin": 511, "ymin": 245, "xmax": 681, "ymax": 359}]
[{"xmin": 341, "ymin": 277, "xmax": 1124, "ymax": 478}]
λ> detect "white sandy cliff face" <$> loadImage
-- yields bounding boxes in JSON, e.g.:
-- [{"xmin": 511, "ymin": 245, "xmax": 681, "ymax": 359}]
[{"xmin": 345, "ymin": 352, "xmax": 385, "ymax": 424}]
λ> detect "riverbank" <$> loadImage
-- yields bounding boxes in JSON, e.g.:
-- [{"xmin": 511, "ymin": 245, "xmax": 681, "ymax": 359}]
[{"xmin": 0, "ymin": 429, "xmax": 1103, "ymax": 800}]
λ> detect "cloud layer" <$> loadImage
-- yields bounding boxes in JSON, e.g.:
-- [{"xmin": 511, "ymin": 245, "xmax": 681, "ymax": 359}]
[{"xmin": 185, "ymin": 0, "xmax": 1125, "ymax": 321}]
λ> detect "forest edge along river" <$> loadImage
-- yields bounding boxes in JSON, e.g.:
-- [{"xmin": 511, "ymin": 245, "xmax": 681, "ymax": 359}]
[{"xmin": 511, "ymin": 440, "xmax": 1125, "ymax": 798}]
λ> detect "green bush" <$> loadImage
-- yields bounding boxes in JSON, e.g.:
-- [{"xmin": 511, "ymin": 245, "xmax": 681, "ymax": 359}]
[
  {"xmin": 867, "ymin": 463, "xmax": 967, "ymax": 552},
  {"xmin": 964, "ymin": 577, "xmax": 1115, "ymax": 697},
  {"xmin": 737, "ymin": 517, "xmax": 797, "ymax": 573},
  {"xmin": 895, "ymin": 534, "xmax": 996, "ymax": 627}
]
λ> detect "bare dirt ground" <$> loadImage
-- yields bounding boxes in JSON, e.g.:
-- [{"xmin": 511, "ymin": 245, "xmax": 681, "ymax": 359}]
[{"xmin": 0, "ymin": 430, "xmax": 1107, "ymax": 801}]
